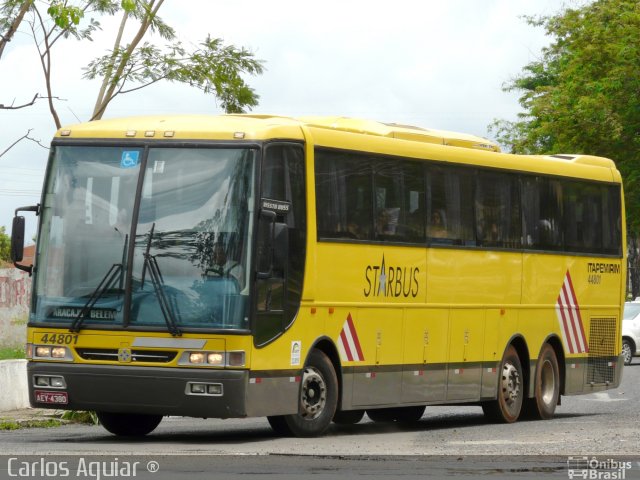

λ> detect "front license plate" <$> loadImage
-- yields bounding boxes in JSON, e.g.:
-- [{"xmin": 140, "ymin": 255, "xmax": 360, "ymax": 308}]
[{"xmin": 34, "ymin": 390, "xmax": 68, "ymax": 404}]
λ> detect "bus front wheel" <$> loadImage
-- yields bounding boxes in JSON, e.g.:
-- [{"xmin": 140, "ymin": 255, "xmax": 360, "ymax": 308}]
[
  {"xmin": 97, "ymin": 412, "xmax": 162, "ymax": 437},
  {"xmin": 268, "ymin": 349, "xmax": 338, "ymax": 437},
  {"xmin": 482, "ymin": 345, "xmax": 523, "ymax": 423}
]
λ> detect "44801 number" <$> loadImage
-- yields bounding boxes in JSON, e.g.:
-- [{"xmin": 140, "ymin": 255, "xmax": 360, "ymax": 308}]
[{"xmin": 38, "ymin": 333, "xmax": 79, "ymax": 345}]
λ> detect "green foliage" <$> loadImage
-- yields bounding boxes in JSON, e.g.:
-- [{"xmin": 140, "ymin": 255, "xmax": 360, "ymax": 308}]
[
  {"xmin": 0, "ymin": 225, "xmax": 10, "ymax": 263},
  {"xmin": 0, "ymin": 346, "xmax": 25, "ymax": 360},
  {"xmin": 47, "ymin": 2, "xmax": 83, "ymax": 28},
  {"xmin": 59, "ymin": 410, "xmax": 98, "ymax": 424},
  {"xmin": 2, "ymin": 0, "xmax": 264, "ymax": 124},
  {"xmin": 491, "ymin": 0, "xmax": 640, "ymax": 231},
  {"xmin": 84, "ymin": 35, "xmax": 264, "ymax": 114},
  {"xmin": 0, "ymin": 419, "xmax": 62, "ymax": 430}
]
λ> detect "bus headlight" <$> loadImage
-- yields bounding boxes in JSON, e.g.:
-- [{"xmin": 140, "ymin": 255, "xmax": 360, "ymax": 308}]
[
  {"xmin": 180, "ymin": 350, "xmax": 246, "ymax": 368},
  {"xmin": 35, "ymin": 346, "xmax": 51, "ymax": 358},
  {"xmin": 32, "ymin": 345, "xmax": 71, "ymax": 361},
  {"xmin": 189, "ymin": 352, "xmax": 205, "ymax": 364},
  {"xmin": 207, "ymin": 352, "xmax": 224, "ymax": 366},
  {"xmin": 51, "ymin": 347, "xmax": 67, "ymax": 358}
]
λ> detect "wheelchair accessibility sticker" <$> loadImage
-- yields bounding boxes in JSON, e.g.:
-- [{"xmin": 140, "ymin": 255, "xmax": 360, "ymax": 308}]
[{"xmin": 121, "ymin": 151, "xmax": 140, "ymax": 168}]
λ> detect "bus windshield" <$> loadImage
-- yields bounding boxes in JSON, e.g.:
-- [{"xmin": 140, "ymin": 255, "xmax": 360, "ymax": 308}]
[{"xmin": 33, "ymin": 145, "xmax": 256, "ymax": 331}]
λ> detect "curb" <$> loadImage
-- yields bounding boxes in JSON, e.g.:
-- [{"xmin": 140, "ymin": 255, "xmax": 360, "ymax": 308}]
[{"xmin": 0, "ymin": 359, "xmax": 29, "ymax": 411}]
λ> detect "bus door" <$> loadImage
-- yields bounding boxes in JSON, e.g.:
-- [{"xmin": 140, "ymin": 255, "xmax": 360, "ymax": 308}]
[{"xmin": 254, "ymin": 143, "xmax": 306, "ymax": 347}]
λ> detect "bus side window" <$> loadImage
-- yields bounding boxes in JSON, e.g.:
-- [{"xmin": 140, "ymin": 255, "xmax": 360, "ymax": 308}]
[
  {"xmin": 475, "ymin": 171, "xmax": 521, "ymax": 248},
  {"xmin": 522, "ymin": 177, "xmax": 563, "ymax": 251},
  {"xmin": 427, "ymin": 166, "xmax": 475, "ymax": 245},
  {"xmin": 315, "ymin": 150, "xmax": 373, "ymax": 240}
]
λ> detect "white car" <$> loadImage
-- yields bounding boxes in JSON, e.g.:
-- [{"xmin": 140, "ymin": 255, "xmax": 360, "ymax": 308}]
[{"xmin": 622, "ymin": 302, "xmax": 640, "ymax": 365}]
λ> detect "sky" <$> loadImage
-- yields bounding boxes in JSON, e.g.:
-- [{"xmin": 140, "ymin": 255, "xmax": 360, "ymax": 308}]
[{"xmin": 0, "ymin": 0, "xmax": 573, "ymax": 240}]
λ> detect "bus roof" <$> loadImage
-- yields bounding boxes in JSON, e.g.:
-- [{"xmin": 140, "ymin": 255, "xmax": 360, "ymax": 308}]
[
  {"xmin": 55, "ymin": 114, "xmax": 499, "ymax": 151},
  {"xmin": 54, "ymin": 114, "xmax": 618, "ymax": 181}
]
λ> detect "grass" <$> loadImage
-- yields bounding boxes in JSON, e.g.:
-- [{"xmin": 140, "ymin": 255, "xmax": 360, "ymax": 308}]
[
  {"xmin": 0, "ymin": 346, "xmax": 25, "ymax": 360},
  {"xmin": 0, "ymin": 419, "xmax": 62, "ymax": 430},
  {"xmin": 59, "ymin": 410, "xmax": 98, "ymax": 425}
]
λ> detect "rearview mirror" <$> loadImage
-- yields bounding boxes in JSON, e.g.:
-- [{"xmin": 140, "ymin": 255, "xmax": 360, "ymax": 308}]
[{"xmin": 11, "ymin": 216, "xmax": 25, "ymax": 263}]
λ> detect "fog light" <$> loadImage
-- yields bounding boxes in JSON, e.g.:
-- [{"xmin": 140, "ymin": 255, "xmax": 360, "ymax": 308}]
[
  {"xmin": 50, "ymin": 377, "xmax": 65, "ymax": 388},
  {"xmin": 207, "ymin": 384, "xmax": 222, "ymax": 395},
  {"xmin": 35, "ymin": 346, "xmax": 51, "ymax": 358},
  {"xmin": 207, "ymin": 352, "xmax": 224, "ymax": 366},
  {"xmin": 227, "ymin": 351, "xmax": 245, "ymax": 367},
  {"xmin": 190, "ymin": 383, "xmax": 206, "ymax": 394},
  {"xmin": 35, "ymin": 376, "xmax": 50, "ymax": 387},
  {"xmin": 51, "ymin": 347, "xmax": 66, "ymax": 358},
  {"xmin": 189, "ymin": 352, "xmax": 205, "ymax": 364}
]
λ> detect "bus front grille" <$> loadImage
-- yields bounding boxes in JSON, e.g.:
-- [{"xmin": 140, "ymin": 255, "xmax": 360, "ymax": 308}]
[{"xmin": 75, "ymin": 348, "xmax": 177, "ymax": 363}]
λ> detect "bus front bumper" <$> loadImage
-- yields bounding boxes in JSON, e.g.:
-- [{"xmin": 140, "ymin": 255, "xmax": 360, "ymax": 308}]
[{"xmin": 27, "ymin": 362, "xmax": 248, "ymax": 418}]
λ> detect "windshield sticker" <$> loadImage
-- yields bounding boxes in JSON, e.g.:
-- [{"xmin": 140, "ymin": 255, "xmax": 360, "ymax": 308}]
[
  {"xmin": 153, "ymin": 160, "xmax": 165, "ymax": 174},
  {"xmin": 50, "ymin": 307, "xmax": 117, "ymax": 321},
  {"xmin": 121, "ymin": 151, "xmax": 140, "ymax": 168},
  {"xmin": 262, "ymin": 198, "xmax": 291, "ymax": 213}
]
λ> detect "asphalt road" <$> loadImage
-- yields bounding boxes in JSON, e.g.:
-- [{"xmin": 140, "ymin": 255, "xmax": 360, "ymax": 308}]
[{"xmin": 1, "ymin": 362, "xmax": 639, "ymax": 479}]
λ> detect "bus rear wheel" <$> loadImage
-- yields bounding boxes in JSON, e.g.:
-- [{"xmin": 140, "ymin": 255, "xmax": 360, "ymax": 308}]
[
  {"xmin": 268, "ymin": 349, "xmax": 338, "ymax": 437},
  {"xmin": 97, "ymin": 412, "xmax": 162, "ymax": 437},
  {"xmin": 524, "ymin": 343, "xmax": 560, "ymax": 420},
  {"xmin": 482, "ymin": 345, "xmax": 523, "ymax": 423}
]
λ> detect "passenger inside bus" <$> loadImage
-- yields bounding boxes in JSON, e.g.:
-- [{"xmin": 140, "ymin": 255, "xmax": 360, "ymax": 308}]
[{"xmin": 428, "ymin": 210, "xmax": 447, "ymax": 239}]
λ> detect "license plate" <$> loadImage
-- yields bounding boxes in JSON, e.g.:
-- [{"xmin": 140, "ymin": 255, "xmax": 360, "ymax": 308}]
[{"xmin": 34, "ymin": 390, "xmax": 68, "ymax": 404}]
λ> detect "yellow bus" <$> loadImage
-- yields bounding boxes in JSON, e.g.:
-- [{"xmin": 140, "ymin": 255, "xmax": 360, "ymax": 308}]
[{"xmin": 11, "ymin": 115, "xmax": 626, "ymax": 437}]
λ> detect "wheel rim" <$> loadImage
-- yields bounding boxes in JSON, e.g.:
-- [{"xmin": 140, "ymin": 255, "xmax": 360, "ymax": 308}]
[
  {"xmin": 540, "ymin": 359, "xmax": 556, "ymax": 405},
  {"xmin": 300, "ymin": 366, "xmax": 327, "ymax": 420},
  {"xmin": 622, "ymin": 342, "xmax": 632, "ymax": 364},
  {"xmin": 500, "ymin": 362, "xmax": 521, "ymax": 412}
]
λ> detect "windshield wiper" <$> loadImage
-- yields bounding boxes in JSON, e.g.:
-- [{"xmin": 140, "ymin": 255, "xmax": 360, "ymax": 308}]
[
  {"xmin": 69, "ymin": 235, "xmax": 128, "ymax": 333},
  {"xmin": 141, "ymin": 224, "xmax": 182, "ymax": 337}
]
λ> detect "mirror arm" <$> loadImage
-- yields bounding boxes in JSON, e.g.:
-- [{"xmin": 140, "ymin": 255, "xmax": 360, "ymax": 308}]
[{"xmin": 14, "ymin": 204, "xmax": 40, "ymax": 216}]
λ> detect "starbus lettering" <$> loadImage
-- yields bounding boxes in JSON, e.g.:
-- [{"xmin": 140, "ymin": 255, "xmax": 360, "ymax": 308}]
[{"xmin": 363, "ymin": 254, "xmax": 419, "ymax": 298}]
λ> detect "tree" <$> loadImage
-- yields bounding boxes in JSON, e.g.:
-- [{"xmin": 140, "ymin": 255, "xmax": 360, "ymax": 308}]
[
  {"xmin": 0, "ymin": 225, "xmax": 10, "ymax": 263},
  {"xmin": 1, "ymin": 0, "xmax": 265, "ymax": 131},
  {"xmin": 490, "ymin": 0, "xmax": 640, "ymax": 295}
]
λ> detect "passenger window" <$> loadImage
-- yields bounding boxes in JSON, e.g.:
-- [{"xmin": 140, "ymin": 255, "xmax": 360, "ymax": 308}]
[
  {"xmin": 522, "ymin": 177, "xmax": 563, "ymax": 251},
  {"xmin": 475, "ymin": 171, "xmax": 521, "ymax": 248},
  {"xmin": 315, "ymin": 150, "xmax": 373, "ymax": 240},
  {"xmin": 563, "ymin": 181, "xmax": 602, "ymax": 253},
  {"xmin": 602, "ymin": 185, "xmax": 622, "ymax": 255},
  {"xmin": 427, "ymin": 166, "xmax": 475, "ymax": 245}
]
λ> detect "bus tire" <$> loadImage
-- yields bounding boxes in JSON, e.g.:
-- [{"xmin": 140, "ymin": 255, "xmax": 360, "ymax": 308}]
[
  {"xmin": 482, "ymin": 345, "xmax": 523, "ymax": 423},
  {"xmin": 97, "ymin": 412, "xmax": 162, "ymax": 437},
  {"xmin": 266, "ymin": 415, "xmax": 292, "ymax": 436},
  {"xmin": 524, "ymin": 343, "xmax": 560, "ymax": 420},
  {"xmin": 280, "ymin": 349, "xmax": 338, "ymax": 437},
  {"xmin": 333, "ymin": 409, "xmax": 365, "ymax": 425}
]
